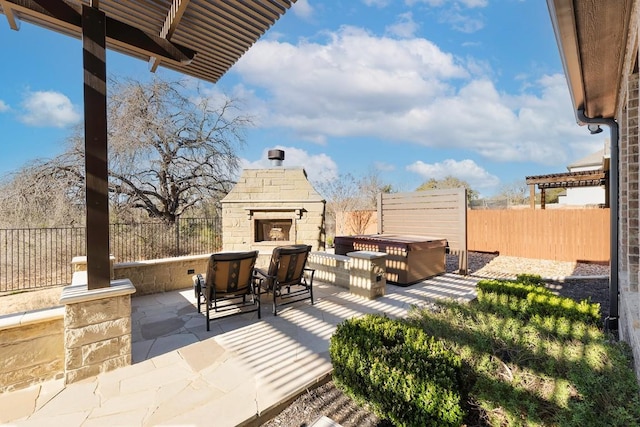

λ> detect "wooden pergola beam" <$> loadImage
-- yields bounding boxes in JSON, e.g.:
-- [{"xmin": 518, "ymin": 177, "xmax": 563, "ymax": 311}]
[
  {"xmin": 0, "ymin": 1, "xmax": 20, "ymax": 29},
  {"xmin": 10, "ymin": 0, "xmax": 196, "ymax": 64},
  {"xmin": 525, "ymin": 169, "xmax": 606, "ymax": 186},
  {"xmin": 149, "ymin": 0, "xmax": 190, "ymax": 72}
]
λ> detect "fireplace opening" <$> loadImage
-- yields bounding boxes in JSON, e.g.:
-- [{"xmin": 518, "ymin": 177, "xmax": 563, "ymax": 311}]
[{"xmin": 255, "ymin": 219, "xmax": 293, "ymax": 242}]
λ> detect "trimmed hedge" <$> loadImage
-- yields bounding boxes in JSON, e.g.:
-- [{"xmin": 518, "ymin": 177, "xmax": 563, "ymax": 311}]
[
  {"xmin": 476, "ymin": 279, "xmax": 601, "ymax": 325},
  {"xmin": 329, "ymin": 314, "xmax": 464, "ymax": 427}
]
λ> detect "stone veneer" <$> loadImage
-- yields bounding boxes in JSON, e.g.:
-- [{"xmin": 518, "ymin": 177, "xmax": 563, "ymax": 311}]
[
  {"xmin": 307, "ymin": 251, "xmax": 388, "ymax": 299},
  {"xmin": 347, "ymin": 251, "xmax": 387, "ymax": 299},
  {"xmin": 113, "ymin": 255, "xmax": 209, "ymax": 296},
  {"xmin": 221, "ymin": 168, "xmax": 325, "ymax": 267},
  {"xmin": 0, "ymin": 307, "xmax": 65, "ymax": 393},
  {"xmin": 307, "ymin": 252, "xmax": 351, "ymax": 288},
  {"xmin": 60, "ymin": 278, "xmax": 135, "ymax": 384}
]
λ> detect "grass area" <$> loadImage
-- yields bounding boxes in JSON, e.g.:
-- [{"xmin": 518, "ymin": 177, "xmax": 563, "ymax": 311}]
[
  {"xmin": 407, "ymin": 277, "xmax": 640, "ymax": 426},
  {"xmin": 331, "ymin": 274, "xmax": 640, "ymax": 426}
]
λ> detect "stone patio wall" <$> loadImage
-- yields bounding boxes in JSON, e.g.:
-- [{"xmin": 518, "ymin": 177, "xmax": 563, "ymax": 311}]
[
  {"xmin": 0, "ymin": 307, "xmax": 65, "ymax": 393},
  {"xmin": 113, "ymin": 255, "xmax": 209, "ymax": 296},
  {"xmin": 0, "ymin": 251, "xmax": 385, "ymax": 392}
]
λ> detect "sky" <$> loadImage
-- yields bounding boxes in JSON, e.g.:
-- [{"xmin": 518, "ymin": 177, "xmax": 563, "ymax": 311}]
[{"xmin": 0, "ymin": 0, "xmax": 609, "ymax": 197}]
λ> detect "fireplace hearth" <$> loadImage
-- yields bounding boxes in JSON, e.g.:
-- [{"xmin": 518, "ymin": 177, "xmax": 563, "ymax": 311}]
[
  {"xmin": 255, "ymin": 219, "xmax": 292, "ymax": 242},
  {"xmin": 221, "ymin": 160, "xmax": 326, "ymax": 263}
]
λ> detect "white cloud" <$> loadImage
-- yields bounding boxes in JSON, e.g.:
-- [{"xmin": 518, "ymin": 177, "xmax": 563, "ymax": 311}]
[
  {"xmin": 386, "ymin": 12, "xmax": 419, "ymax": 38},
  {"xmin": 439, "ymin": 10, "xmax": 484, "ymax": 33},
  {"xmin": 292, "ymin": 0, "xmax": 314, "ymax": 19},
  {"xmin": 241, "ymin": 146, "xmax": 339, "ymax": 184},
  {"xmin": 405, "ymin": 0, "xmax": 487, "ymax": 8},
  {"xmin": 0, "ymin": 100, "xmax": 8, "ymax": 112},
  {"xmin": 20, "ymin": 91, "xmax": 80, "ymax": 127},
  {"xmin": 407, "ymin": 158, "xmax": 499, "ymax": 188},
  {"xmin": 374, "ymin": 161, "xmax": 396, "ymax": 172},
  {"xmin": 234, "ymin": 25, "xmax": 586, "ymax": 168},
  {"xmin": 404, "ymin": 0, "xmax": 486, "ymax": 33},
  {"xmin": 363, "ymin": 0, "xmax": 392, "ymax": 7},
  {"xmin": 235, "ymin": 26, "xmax": 468, "ymax": 119},
  {"xmin": 461, "ymin": 0, "xmax": 488, "ymax": 7}
]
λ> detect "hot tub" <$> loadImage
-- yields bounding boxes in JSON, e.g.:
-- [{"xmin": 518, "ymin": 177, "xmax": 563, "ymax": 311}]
[{"xmin": 334, "ymin": 234, "xmax": 447, "ymax": 286}]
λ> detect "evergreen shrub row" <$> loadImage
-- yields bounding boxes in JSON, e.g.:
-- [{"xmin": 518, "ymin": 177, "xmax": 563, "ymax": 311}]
[
  {"xmin": 329, "ymin": 314, "xmax": 464, "ymax": 427},
  {"xmin": 476, "ymin": 277, "xmax": 601, "ymax": 325}
]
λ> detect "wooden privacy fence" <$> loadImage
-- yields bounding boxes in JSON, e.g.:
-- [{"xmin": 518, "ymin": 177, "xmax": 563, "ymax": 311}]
[
  {"xmin": 467, "ymin": 209, "xmax": 610, "ymax": 262},
  {"xmin": 377, "ymin": 189, "xmax": 468, "ymax": 273}
]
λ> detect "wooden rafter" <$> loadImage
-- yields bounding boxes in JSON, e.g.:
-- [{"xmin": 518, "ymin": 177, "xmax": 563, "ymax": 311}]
[
  {"xmin": 526, "ymin": 169, "xmax": 607, "ymax": 188},
  {"xmin": 0, "ymin": 0, "xmax": 20, "ymax": 29},
  {"xmin": 1, "ymin": 0, "xmax": 296, "ymax": 83},
  {"xmin": 149, "ymin": 0, "xmax": 190, "ymax": 72}
]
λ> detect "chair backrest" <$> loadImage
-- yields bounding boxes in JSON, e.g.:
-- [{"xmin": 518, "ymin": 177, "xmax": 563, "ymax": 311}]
[
  {"xmin": 267, "ymin": 245, "xmax": 311, "ymax": 287},
  {"xmin": 206, "ymin": 250, "xmax": 258, "ymax": 293}
]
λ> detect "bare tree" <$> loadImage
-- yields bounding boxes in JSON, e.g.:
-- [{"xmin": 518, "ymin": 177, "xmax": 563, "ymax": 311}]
[
  {"xmin": 345, "ymin": 210, "xmax": 374, "ymax": 235},
  {"xmin": 19, "ymin": 77, "xmax": 252, "ymax": 224},
  {"xmin": 494, "ymin": 180, "xmax": 529, "ymax": 206},
  {"xmin": 316, "ymin": 170, "xmax": 393, "ymax": 237},
  {"xmin": 0, "ymin": 160, "xmax": 85, "ymax": 227}
]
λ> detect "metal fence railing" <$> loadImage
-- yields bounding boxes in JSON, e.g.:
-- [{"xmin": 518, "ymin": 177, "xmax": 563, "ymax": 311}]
[{"xmin": 0, "ymin": 218, "xmax": 221, "ymax": 292}]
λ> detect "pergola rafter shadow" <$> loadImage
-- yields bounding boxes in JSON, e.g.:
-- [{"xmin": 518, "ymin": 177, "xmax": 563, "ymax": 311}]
[{"xmin": 1, "ymin": 0, "xmax": 297, "ymax": 289}]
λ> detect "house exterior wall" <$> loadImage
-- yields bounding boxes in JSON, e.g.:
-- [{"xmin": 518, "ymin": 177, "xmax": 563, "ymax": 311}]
[
  {"xmin": 558, "ymin": 187, "xmax": 606, "ymax": 206},
  {"xmin": 558, "ymin": 157, "xmax": 606, "ymax": 206},
  {"xmin": 616, "ymin": 2, "xmax": 640, "ymax": 377}
]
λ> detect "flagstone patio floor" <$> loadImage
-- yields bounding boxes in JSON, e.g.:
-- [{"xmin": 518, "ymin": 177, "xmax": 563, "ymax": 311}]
[{"xmin": 0, "ymin": 273, "xmax": 480, "ymax": 427}]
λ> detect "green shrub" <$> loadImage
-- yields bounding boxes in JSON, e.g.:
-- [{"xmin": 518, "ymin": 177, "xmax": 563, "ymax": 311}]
[
  {"xmin": 330, "ymin": 314, "xmax": 465, "ymax": 427},
  {"xmin": 526, "ymin": 292, "xmax": 601, "ymax": 325},
  {"xmin": 476, "ymin": 279, "xmax": 601, "ymax": 326},
  {"xmin": 516, "ymin": 273, "xmax": 545, "ymax": 285},
  {"xmin": 477, "ymin": 278, "xmax": 552, "ymax": 299}
]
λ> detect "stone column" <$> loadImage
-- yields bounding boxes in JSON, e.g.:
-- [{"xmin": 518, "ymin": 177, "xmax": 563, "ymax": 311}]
[
  {"xmin": 60, "ymin": 279, "xmax": 136, "ymax": 384},
  {"xmin": 347, "ymin": 251, "xmax": 387, "ymax": 299}
]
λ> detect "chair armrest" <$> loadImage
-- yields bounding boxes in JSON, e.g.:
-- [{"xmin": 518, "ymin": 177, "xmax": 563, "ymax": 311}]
[{"xmin": 254, "ymin": 268, "xmax": 276, "ymax": 280}]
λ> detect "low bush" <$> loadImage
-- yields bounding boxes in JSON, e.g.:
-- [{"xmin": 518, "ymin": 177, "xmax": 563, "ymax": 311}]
[
  {"xmin": 409, "ymin": 277, "xmax": 640, "ymax": 426},
  {"xmin": 476, "ymin": 278, "xmax": 552, "ymax": 299},
  {"xmin": 329, "ymin": 276, "xmax": 639, "ymax": 426},
  {"xmin": 476, "ymin": 279, "xmax": 601, "ymax": 325},
  {"xmin": 330, "ymin": 314, "xmax": 464, "ymax": 427}
]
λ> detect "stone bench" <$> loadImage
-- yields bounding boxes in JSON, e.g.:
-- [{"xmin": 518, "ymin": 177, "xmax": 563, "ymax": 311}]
[{"xmin": 308, "ymin": 251, "xmax": 387, "ymax": 299}]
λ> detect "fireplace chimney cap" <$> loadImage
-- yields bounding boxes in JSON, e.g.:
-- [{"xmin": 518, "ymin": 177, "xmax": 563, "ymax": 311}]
[{"xmin": 268, "ymin": 149, "xmax": 285, "ymax": 166}]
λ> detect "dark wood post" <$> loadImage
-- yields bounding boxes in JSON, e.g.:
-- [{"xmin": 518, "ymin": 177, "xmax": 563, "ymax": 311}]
[{"xmin": 82, "ymin": 4, "xmax": 111, "ymax": 289}]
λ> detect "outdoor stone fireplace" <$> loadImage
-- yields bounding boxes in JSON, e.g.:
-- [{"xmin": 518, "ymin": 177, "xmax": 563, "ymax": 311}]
[{"xmin": 221, "ymin": 151, "xmax": 326, "ymax": 267}]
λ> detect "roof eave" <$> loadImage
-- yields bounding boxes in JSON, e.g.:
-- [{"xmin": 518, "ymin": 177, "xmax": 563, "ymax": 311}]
[
  {"xmin": 546, "ymin": 0, "xmax": 633, "ymax": 122},
  {"xmin": 546, "ymin": 0, "xmax": 585, "ymax": 122}
]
